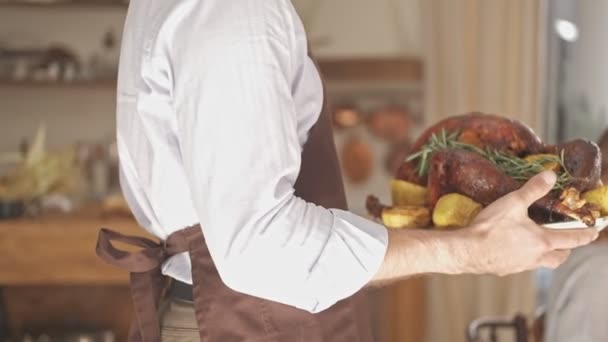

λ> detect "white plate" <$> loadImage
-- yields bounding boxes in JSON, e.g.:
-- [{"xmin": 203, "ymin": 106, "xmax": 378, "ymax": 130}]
[{"xmin": 542, "ymin": 217, "xmax": 608, "ymax": 231}]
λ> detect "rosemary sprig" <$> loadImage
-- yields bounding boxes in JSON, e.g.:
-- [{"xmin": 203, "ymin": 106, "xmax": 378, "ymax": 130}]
[{"xmin": 405, "ymin": 129, "xmax": 571, "ymax": 190}]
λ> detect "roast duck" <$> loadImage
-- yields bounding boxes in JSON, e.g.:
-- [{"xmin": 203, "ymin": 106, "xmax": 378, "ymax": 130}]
[{"xmin": 366, "ymin": 112, "xmax": 604, "ymax": 228}]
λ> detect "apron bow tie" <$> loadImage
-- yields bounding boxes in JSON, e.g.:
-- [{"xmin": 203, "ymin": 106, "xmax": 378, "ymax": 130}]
[{"xmin": 96, "ymin": 227, "xmax": 196, "ymax": 342}]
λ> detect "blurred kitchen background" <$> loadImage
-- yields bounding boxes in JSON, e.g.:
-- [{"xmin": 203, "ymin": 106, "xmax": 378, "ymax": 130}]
[{"xmin": 0, "ymin": 0, "xmax": 606, "ymax": 341}]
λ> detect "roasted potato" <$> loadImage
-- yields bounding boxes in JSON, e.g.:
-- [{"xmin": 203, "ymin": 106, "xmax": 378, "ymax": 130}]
[
  {"xmin": 582, "ymin": 185, "xmax": 608, "ymax": 216},
  {"xmin": 432, "ymin": 193, "xmax": 482, "ymax": 228},
  {"xmin": 390, "ymin": 179, "xmax": 428, "ymax": 206},
  {"xmin": 524, "ymin": 154, "xmax": 561, "ymax": 172},
  {"xmin": 381, "ymin": 206, "xmax": 431, "ymax": 229}
]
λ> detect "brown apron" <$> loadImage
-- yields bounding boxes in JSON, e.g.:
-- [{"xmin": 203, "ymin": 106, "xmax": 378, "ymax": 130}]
[{"xmin": 96, "ymin": 55, "xmax": 375, "ymax": 342}]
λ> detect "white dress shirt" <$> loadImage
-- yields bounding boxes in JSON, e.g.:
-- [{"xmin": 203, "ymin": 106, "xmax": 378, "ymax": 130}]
[{"xmin": 116, "ymin": 0, "xmax": 388, "ymax": 313}]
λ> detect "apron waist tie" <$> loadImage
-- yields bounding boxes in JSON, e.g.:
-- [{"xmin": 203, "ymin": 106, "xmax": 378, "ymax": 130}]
[{"xmin": 95, "ymin": 226, "xmax": 203, "ymax": 342}]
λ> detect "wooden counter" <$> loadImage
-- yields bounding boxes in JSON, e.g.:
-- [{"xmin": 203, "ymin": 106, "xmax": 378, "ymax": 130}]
[
  {"xmin": 0, "ymin": 208, "xmax": 425, "ymax": 342},
  {"xmin": 0, "ymin": 207, "xmax": 152, "ymax": 286},
  {"xmin": 0, "ymin": 207, "xmax": 150, "ymax": 340}
]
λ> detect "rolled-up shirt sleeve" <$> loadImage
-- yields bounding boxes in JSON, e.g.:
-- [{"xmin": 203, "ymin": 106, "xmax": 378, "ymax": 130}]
[{"xmin": 169, "ymin": 0, "xmax": 388, "ymax": 313}]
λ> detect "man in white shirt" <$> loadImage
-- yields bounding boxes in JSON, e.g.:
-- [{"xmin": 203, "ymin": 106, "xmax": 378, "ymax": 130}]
[{"xmin": 97, "ymin": 0, "xmax": 599, "ymax": 341}]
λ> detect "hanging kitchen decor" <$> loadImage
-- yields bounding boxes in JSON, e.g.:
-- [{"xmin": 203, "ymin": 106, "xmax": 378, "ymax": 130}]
[
  {"xmin": 366, "ymin": 105, "xmax": 412, "ymax": 143},
  {"xmin": 332, "ymin": 103, "xmax": 362, "ymax": 130},
  {"xmin": 341, "ymin": 135, "xmax": 373, "ymax": 184}
]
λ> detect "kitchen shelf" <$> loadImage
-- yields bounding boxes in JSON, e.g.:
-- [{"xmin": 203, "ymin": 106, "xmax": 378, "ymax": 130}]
[
  {"xmin": 0, "ymin": 0, "xmax": 127, "ymax": 8},
  {"xmin": 318, "ymin": 58, "xmax": 423, "ymax": 82},
  {"xmin": 0, "ymin": 79, "xmax": 116, "ymax": 88},
  {"xmin": 0, "ymin": 59, "xmax": 422, "ymax": 89}
]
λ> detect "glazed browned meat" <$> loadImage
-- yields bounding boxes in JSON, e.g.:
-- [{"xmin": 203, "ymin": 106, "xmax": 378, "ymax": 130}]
[
  {"xmin": 384, "ymin": 113, "xmax": 603, "ymax": 226},
  {"xmin": 546, "ymin": 139, "xmax": 602, "ymax": 191},
  {"xmin": 426, "ymin": 150, "xmax": 519, "ymax": 207},
  {"xmin": 426, "ymin": 149, "xmax": 599, "ymax": 225},
  {"xmin": 397, "ymin": 112, "xmax": 545, "ymax": 185}
]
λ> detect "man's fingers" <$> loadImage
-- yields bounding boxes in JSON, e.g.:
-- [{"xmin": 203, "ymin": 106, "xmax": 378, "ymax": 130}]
[
  {"xmin": 539, "ymin": 250, "xmax": 571, "ymax": 269},
  {"xmin": 542, "ymin": 227, "xmax": 599, "ymax": 250},
  {"xmin": 510, "ymin": 171, "xmax": 556, "ymax": 206}
]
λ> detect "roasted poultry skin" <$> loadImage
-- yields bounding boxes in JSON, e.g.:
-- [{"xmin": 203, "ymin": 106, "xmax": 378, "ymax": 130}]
[
  {"xmin": 375, "ymin": 112, "xmax": 602, "ymax": 226},
  {"xmin": 426, "ymin": 149, "xmax": 600, "ymax": 225},
  {"xmin": 397, "ymin": 112, "xmax": 546, "ymax": 184},
  {"xmin": 426, "ymin": 149, "xmax": 518, "ymax": 207},
  {"xmin": 546, "ymin": 139, "xmax": 602, "ymax": 191}
]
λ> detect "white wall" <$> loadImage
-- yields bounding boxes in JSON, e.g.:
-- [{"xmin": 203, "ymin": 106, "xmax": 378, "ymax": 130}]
[
  {"xmin": 292, "ymin": 0, "xmax": 421, "ymax": 57},
  {"xmin": 0, "ymin": 86, "xmax": 117, "ymax": 150}
]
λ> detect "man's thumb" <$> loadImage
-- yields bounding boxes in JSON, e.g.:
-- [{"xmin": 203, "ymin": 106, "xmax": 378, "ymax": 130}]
[{"xmin": 512, "ymin": 171, "xmax": 557, "ymax": 205}]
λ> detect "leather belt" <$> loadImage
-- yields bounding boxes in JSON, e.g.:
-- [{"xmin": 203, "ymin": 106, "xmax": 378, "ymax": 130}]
[
  {"xmin": 170, "ymin": 279, "xmax": 195, "ymax": 302},
  {"xmin": 96, "ymin": 225, "xmax": 204, "ymax": 342}
]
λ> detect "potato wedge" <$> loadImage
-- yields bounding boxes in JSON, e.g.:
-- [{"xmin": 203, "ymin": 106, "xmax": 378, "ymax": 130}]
[
  {"xmin": 432, "ymin": 193, "xmax": 482, "ymax": 228},
  {"xmin": 582, "ymin": 185, "xmax": 608, "ymax": 216},
  {"xmin": 524, "ymin": 154, "xmax": 561, "ymax": 172},
  {"xmin": 391, "ymin": 179, "xmax": 428, "ymax": 206},
  {"xmin": 382, "ymin": 206, "xmax": 431, "ymax": 229}
]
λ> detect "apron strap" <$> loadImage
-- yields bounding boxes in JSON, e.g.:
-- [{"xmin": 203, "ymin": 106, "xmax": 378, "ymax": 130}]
[
  {"xmin": 183, "ymin": 226, "xmax": 213, "ymax": 341},
  {"xmin": 96, "ymin": 227, "xmax": 192, "ymax": 342}
]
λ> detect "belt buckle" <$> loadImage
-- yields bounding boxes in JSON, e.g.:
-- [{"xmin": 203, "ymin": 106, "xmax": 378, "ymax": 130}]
[{"xmin": 170, "ymin": 279, "xmax": 195, "ymax": 303}]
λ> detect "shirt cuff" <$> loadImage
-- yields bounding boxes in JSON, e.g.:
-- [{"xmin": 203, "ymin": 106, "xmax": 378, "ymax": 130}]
[{"xmin": 307, "ymin": 209, "xmax": 389, "ymax": 313}]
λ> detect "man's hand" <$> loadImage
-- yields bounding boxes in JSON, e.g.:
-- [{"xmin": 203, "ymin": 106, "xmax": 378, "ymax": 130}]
[
  {"xmin": 371, "ymin": 171, "xmax": 599, "ymax": 285},
  {"xmin": 463, "ymin": 170, "xmax": 599, "ymax": 276}
]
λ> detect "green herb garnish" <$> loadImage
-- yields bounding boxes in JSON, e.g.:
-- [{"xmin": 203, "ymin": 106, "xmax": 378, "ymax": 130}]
[{"xmin": 405, "ymin": 129, "xmax": 571, "ymax": 190}]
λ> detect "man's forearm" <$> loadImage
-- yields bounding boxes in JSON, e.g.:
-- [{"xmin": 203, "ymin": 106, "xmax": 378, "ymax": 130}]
[
  {"xmin": 370, "ymin": 228, "xmax": 480, "ymax": 286},
  {"xmin": 368, "ymin": 171, "xmax": 601, "ymax": 287}
]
